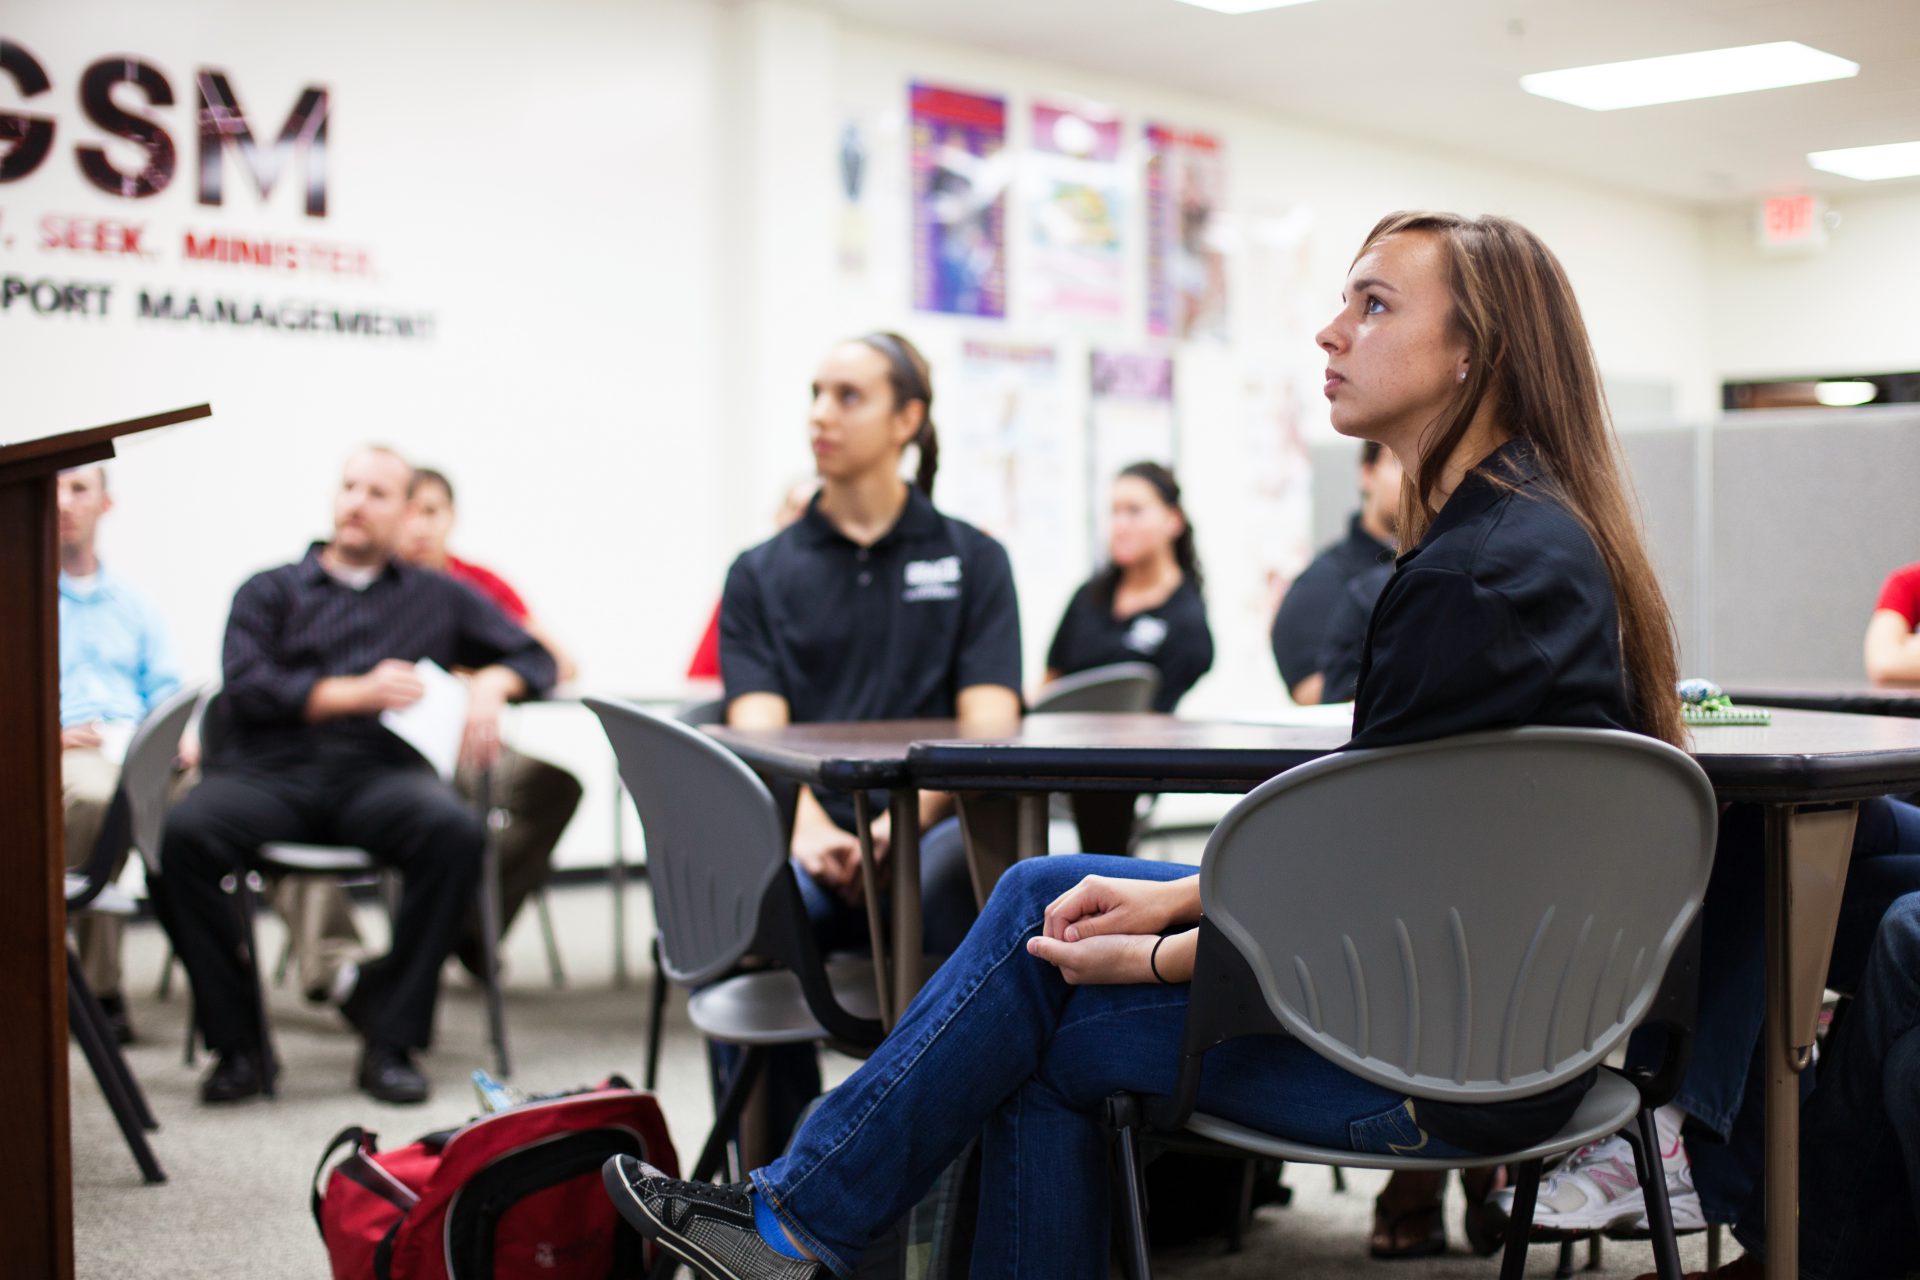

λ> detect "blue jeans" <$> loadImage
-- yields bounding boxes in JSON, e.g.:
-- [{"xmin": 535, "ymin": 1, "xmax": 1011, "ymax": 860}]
[
  {"xmin": 1730, "ymin": 894, "xmax": 1920, "ymax": 1277},
  {"xmin": 711, "ymin": 814, "xmax": 977, "ymax": 1156},
  {"xmin": 1638, "ymin": 797, "xmax": 1920, "ymax": 1224},
  {"xmin": 752, "ymin": 855, "xmax": 1470, "ymax": 1279}
]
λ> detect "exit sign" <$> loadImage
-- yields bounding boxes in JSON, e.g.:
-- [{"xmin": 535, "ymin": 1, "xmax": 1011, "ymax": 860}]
[{"xmin": 1758, "ymin": 194, "xmax": 1828, "ymax": 253}]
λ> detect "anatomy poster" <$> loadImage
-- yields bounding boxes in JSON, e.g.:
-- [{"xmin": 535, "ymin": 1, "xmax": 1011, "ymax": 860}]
[
  {"xmin": 910, "ymin": 83, "xmax": 1009, "ymax": 318},
  {"xmin": 1024, "ymin": 99, "xmax": 1125, "ymax": 323},
  {"xmin": 1144, "ymin": 123, "xmax": 1228, "ymax": 341}
]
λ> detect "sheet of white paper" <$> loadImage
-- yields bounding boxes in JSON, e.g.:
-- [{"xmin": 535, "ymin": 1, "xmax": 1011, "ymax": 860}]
[
  {"xmin": 379, "ymin": 659, "xmax": 470, "ymax": 781},
  {"xmin": 1234, "ymin": 702, "xmax": 1357, "ymax": 730}
]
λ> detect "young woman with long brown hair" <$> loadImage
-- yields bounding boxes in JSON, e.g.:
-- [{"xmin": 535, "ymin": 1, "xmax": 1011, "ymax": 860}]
[{"xmin": 602, "ymin": 212, "xmax": 1688, "ymax": 1280}]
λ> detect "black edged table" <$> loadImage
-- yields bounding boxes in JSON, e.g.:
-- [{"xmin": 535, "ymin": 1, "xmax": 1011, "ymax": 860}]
[
  {"xmin": 1721, "ymin": 676, "xmax": 1920, "ymax": 719},
  {"xmin": 702, "ymin": 720, "xmax": 960, "ymax": 1028},
  {"xmin": 910, "ymin": 708, "xmax": 1920, "ymax": 1280}
]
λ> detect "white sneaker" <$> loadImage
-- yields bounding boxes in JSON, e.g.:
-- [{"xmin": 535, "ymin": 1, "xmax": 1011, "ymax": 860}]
[{"xmin": 1494, "ymin": 1130, "xmax": 1701, "ymax": 1234}]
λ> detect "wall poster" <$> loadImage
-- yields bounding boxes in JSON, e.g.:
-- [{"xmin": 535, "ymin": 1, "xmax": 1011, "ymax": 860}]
[
  {"xmin": 909, "ymin": 82, "xmax": 1008, "ymax": 318},
  {"xmin": 1024, "ymin": 99, "xmax": 1125, "ymax": 323},
  {"xmin": 1144, "ymin": 123, "xmax": 1228, "ymax": 341},
  {"xmin": 1087, "ymin": 349, "xmax": 1177, "ymax": 555}
]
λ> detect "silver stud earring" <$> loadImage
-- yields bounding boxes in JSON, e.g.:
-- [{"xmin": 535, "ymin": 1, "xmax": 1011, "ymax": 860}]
[{"xmin": 1457, "ymin": 370, "xmax": 1467, "ymax": 383}]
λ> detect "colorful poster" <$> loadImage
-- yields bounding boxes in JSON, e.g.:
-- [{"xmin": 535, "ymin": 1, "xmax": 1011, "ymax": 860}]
[
  {"xmin": 1144, "ymin": 124, "xmax": 1228, "ymax": 341},
  {"xmin": 945, "ymin": 337, "xmax": 1077, "ymax": 579},
  {"xmin": 1087, "ymin": 350, "xmax": 1177, "ymax": 553},
  {"xmin": 910, "ymin": 83, "xmax": 1009, "ymax": 318},
  {"xmin": 1025, "ymin": 99, "xmax": 1125, "ymax": 322}
]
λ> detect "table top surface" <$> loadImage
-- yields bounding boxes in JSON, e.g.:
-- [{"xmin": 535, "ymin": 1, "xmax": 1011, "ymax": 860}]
[
  {"xmin": 1720, "ymin": 677, "xmax": 1920, "ymax": 718},
  {"xmin": 709, "ymin": 708, "xmax": 1920, "ymax": 803}
]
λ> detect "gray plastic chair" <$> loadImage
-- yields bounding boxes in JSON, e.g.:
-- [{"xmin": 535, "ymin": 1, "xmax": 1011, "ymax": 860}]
[
  {"xmin": 586, "ymin": 696, "xmax": 886, "ymax": 1183},
  {"xmin": 1031, "ymin": 661, "xmax": 1161, "ymax": 715},
  {"xmin": 1107, "ymin": 727, "xmax": 1718, "ymax": 1280},
  {"xmin": 65, "ymin": 684, "xmax": 201, "ymax": 1185}
]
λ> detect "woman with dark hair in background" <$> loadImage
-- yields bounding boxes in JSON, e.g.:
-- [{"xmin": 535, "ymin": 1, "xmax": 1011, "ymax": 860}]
[
  {"xmin": 604, "ymin": 211, "xmax": 1695, "ymax": 1279},
  {"xmin": 713, "ymin": 330, "xmax": 1024, "ymax": 1160},
  {"xmin": 1043, "ymin": 462, "xmax": 1213, "ymax": 713}
]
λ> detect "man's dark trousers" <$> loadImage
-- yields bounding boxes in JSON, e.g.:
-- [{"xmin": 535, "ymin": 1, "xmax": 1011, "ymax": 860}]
[{"xmin": 159, "ymin": 738, "xmax": 483, "ymax": 1054}]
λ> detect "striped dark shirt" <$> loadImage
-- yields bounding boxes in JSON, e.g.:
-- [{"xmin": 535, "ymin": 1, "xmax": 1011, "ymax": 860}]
[{"xmin": 219, "ymin": 543, "xmax": 557, "ymax": 762}]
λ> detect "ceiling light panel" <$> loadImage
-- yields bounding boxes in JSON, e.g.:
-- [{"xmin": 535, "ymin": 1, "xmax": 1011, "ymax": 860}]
[
  {"xmin": 1521, "ymin": 42, "xmax": 1858, "ymax": 112},
  {"xmin": 1172, "ymin": 0, "xmax": 1323, "ymax": 14},
  {"xmin": 1808, "ymin": 141, "xmax": 1920, "ymax": 181}
]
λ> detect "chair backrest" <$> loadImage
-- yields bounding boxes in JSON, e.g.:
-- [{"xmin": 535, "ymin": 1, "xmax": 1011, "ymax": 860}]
[
  {"xmin": 1031, "ymin": 662, "xmax": 1161, "ymax": 715},
  {"xmin": 586, "ymin": 697, "xmax": 790, "ymax": 987},
  {"xmin": 122, "ymin": 685, "xmax": 203, "ymax": 875},
  {"xmin": 673, "ymin": 697, "xmax": 728, "ymax": 727},
  {"xmin": 1199, "ymin": 727, "xmax": 1717, "ymax": 1104}
]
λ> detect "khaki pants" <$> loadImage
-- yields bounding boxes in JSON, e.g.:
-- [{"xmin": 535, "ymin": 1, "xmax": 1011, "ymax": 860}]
[
  {"xmin": 275, "ymin": 746, "xmax": 583, "ymax": 999},
  {"xmin": 64, "ymin": 745, "xmax": 126, "ymax": 997}
]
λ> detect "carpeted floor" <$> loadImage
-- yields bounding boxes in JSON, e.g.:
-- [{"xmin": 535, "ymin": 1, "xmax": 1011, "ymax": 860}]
[{"xmin": 71, "ymin": 882, "xmax": 1720, "ymax": 1278}]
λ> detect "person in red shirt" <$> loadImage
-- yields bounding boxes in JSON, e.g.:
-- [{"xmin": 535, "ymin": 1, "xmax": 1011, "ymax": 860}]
[
  {"xmin": 1866, "ymin": 563, "xmax": 1920, "ymax": 684},
  {"xmin": 275, "ymin": 467, "xmax": 584, "ymax": 998}
]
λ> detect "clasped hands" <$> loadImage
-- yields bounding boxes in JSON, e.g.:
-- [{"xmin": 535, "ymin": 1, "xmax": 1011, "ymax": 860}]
[{"xmin": 1027, "ymin": 874, "xmax": 1200, "ymax": 986}]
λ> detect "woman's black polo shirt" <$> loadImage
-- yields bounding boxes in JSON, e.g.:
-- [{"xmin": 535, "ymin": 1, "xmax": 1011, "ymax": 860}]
[
  {"xmin": 719, "ymin": 486, "xmax": 1022, "ymax": 829},
  {"xmin": 1346, "ymin": 438, "xmax": 1638, "ymax": 1153},
  {"xmin": 1045, "ymin": 576, "xmax": 1214, "ymax": 712}
]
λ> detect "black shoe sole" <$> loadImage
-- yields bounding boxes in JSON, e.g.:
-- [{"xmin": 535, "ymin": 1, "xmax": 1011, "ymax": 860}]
[{"xmin": 603, "ymin": 1161, "xmax": 759, "ymax": 1280}]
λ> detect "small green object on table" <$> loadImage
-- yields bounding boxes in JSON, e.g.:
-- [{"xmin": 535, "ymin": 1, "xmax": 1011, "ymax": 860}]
[{"xmin": 1676, "ymin": 678, "xmax": 1771, "ymax": 726}]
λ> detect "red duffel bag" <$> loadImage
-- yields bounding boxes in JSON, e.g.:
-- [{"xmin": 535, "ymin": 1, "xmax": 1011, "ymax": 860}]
[{"xmin": 312, "ymin": 1077, "xmax": 677, "ymax": 1279}]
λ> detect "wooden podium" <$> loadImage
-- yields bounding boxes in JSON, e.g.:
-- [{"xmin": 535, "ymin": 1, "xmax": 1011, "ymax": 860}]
[{"xmin": 0, "ymin": 405, "xmax": 208, "ymax": 1280}]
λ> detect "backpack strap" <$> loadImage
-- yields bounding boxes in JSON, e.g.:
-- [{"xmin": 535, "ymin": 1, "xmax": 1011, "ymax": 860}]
[{"xmin": 310, "ymin": 1126, "xmax": 375, "ymax": 1235}]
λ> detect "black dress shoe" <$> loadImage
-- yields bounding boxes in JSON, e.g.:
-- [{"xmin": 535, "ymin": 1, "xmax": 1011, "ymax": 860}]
[
  {"xmin": 357, "ymin": 1042, "xmax": 429, "ymax": 1104},
  {"xmin": 96, "ymin": 993, "xmax": 135, "ymax": 1045},
  {"xmin": 199, "ymin": 1050, "xmax": 268, "ymax": 1103}
]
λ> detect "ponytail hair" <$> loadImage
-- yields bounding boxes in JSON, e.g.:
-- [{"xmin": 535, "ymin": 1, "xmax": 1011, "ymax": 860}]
[
  {"xmin": 1099, "ymin": 461, "xmax": 1204, "ymax": 598},
  {"xmin": 856, "ymin": 331, "xmax": 939, "ymax": 498}
]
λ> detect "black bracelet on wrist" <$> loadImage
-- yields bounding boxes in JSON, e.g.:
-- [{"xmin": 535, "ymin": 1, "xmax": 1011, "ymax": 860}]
[{"xmin": 1149, "ymin": 934, "xmax": 1172, "ymax": 985}]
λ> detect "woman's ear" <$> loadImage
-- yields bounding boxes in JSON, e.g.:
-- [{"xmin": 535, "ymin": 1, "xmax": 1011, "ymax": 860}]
[{"xmin": 893, "ymin": 398, "xmax": 926, "ymax": 447}]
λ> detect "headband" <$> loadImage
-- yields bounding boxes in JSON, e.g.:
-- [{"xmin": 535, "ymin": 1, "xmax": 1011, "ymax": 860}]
[{"xmin": 859, "ymin": 332, "xmax": 931, "ymax": 407}]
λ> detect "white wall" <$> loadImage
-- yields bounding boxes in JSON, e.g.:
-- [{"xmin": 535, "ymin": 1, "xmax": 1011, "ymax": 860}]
[
  {"xmin": 1703, "ymin": 188, "xmax": 1920, "ymax": 380},
  {"xmin": 735, "ymin": 2, "xmax": 1719, "ymax": 721}
]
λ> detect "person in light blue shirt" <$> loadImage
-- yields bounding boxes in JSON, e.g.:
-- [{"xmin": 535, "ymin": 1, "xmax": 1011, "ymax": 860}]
[{"xmin": 58, "ymin": 464, "xmax": 181, "ymax": 1040}]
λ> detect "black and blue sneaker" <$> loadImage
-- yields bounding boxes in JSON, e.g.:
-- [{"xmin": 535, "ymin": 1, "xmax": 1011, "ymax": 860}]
[{"xmin": 602, "ymin": 1156, "xmax": 824, "ymax": 1280}]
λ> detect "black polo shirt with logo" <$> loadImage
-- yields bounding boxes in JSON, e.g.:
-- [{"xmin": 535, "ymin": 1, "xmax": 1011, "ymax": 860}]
[
  {"xmin": 719, "ymin": 486, "xmax": 1022, "ymax": 829},
  {"xmin": 1045, "ymin": 576, "xmax": 1213, "ymax": 712}
]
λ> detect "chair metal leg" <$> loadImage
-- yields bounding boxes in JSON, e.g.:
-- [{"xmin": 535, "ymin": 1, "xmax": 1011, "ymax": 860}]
[
  {"xmin": 183, "ymin": 992, "xmax": 197, "ymax": 1066},
  {"xmin": 1331, "ymin": 1165, "xmax": 1347, "ymax": 1193},
  {"xmin": 645, "ymin": 937, "xmax": 668, "ymax": 1092},
  {"xmin": 156, "ymin": 947, "xmax": 175, "ymax": 1000},
  {"xmin": 1106, "ymin": 1097, "xmax": 1153, "ymax": 1280},
  {"xmin": 477, "ymin": 843, "xmax": 511, "ymax": 1078},
  {"xmin": 1226, "ymin": 1158, "xmax": 1255, "ymax": 1254},
  {"xmin": 1707, "ymin": 1223, "xmax": 1722, "ymax": 1269},
  {"xmin": 1626, "ymin": 1108, "xmax": 1684, "ymax": 1280},
  {"xmin": 68, "ymin": 964, "xmax": 167, "ymax": 1184},
  {"xmin": 690, "ymin": 1046, "xmax": 766, "ymax": 1184},
  {"xmin": 273, "ymin": 933, "xmax": 293, "ymax": 986},
  {"xmin": 536, "ymin": 887, "xmax": 566, "ymax": 988},
  {"xmin": 230, "ymin": 873, "xmax": 279, "ymax": 1097},
  {"xmin": 68, "ymin": 953, "xmax": 158, "ymax": 1132},
  {"xmin": 1556, "ymin": 1239, "xmax": 1577, "ymax": 1279},
  {"xmin": 1588, "ymin": 1234, "xmax": 1603, "ymax": 1270},
  {"xmin": 1499, "ymin": 1159, "xmax": 1545, "ymax": 1280}
]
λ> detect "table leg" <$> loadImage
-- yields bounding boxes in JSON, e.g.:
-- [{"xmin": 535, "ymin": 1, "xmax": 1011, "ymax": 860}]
[
  {"xmin": 955, "ymin": 792, "xmax": 1050, "ymax": 906},
  {"xmin": 889, "ymin": 790, "xmax": 923, "ymax": 1009},
  {"xmin": 610, "ymin": 765, "xmax": 628, "ymax": 988},
  {"xmin": 1070, "ymin": 792, "xmax": 1138, "ymax": 855},
  {"xmin": 1761, "ymin": 803, "xmax": 1857, "ymax": 1280},
  {"xmin": 852, "ymin": 791, "xmax": 893, "ymax": 1028}
]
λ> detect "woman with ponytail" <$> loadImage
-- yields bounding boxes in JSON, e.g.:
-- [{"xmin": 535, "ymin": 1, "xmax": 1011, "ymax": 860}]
[
  {"xmin": 609, "ymin": 216, "xmax": 1698, "ymax": 1280},
  {"xmin": 713, "ymin": 331, "xmax": 1023, "ymax": 1157},
  {"xmin": 1044, "ymin": 462, "xmax": 1214, "ymax": 712}
]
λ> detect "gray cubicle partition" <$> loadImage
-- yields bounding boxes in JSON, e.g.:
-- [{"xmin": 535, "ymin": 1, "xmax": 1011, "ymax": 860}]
[{"xmin": 1304, "ymin": 406, "xmax": 1920, "ymax": 682}]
